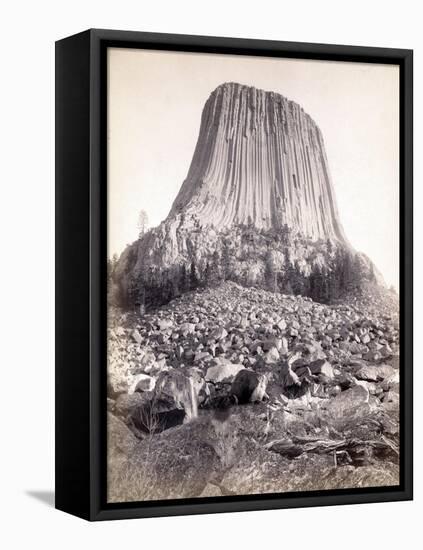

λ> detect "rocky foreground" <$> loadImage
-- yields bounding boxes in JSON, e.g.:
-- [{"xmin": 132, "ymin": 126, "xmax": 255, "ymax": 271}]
[{"xmin": 107, "ymin": 282, "xmax": 400, "ymax": 503}]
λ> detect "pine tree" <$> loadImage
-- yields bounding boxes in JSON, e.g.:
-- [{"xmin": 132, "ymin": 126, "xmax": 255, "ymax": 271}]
[
  {"xmin": 181, "ymin": 264, "xmax": 189, "ymax": 293},
  {"xmin": 264, "ymin": 251, "xmax": 277, "ymax": 292},
  {"xmin": 222, "ymin": 244, "xmax": 232, "ymax": 281},
  {"xmin": 107, "ymin": 259, "xmax": 113, "ymax": 285},
  {"xmin": 281, "ymin": 261, "xmax": 295, "ymax": 295},
  {"xmin": 209, "ymin": 251, "xmax": 220, "ymax": 286},
  {"xmin": 107, "ymin": 253, "xmax": 119, "ymax": 285},
  {"xmin": 170, "ymin": 265, "xmax": 180, "ymax": 298},
  {"xmin": 127, "ymin": 273, "xmax": 142, "ymax": 309},
  {"xmin": 190, "ymin": 260, "xmax": 199, "ymax": 290},
  {"xmin": 203, "ymin": 262, "xmax": 211, "ymax": 286},
  {"xmin": 138, "ymin": 210, "xmax": 149, "ymax": 238}
]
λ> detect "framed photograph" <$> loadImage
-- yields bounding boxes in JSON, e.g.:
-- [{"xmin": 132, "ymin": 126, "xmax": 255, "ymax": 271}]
[{"xmin": 55, "ymin": 29, "xmax": 413, "ymax": 521}]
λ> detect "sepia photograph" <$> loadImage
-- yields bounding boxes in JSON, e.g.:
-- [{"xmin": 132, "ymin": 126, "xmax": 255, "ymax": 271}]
[{"xmin": 106, "ymin": 47, "xmax": 400, "ymax": 503}]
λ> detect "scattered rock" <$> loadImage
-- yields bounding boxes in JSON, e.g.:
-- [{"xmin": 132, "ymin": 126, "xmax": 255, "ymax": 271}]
[
  {"xmin": 381, "ymin": 371, "xmax": 400, "ymax": 392},
  {"xmin": 264, "ymin": 346, "xmax": 280, "ymax": 364},
  {"xmin": 205, "ymin": 361, "xmax": 245, "ymax": 383},
  {"xmin": 129, "ymin": 373, "xmax": 156, "ymax": 394},
  {"xmin": 194, "ymin": 351, "xmax": 212, "ymax": 363},
  {"xmin": 231, "ymin": 369, "xmax": 269, "ymax": 404},
  {"xmin": 355, "ymin": 364, "xmax": 395, "ymax": 382},
  {"xmin": 209, "ymin": 327, "xmax": 228, "ymax": 341},
  {"xmin": 355, "ymin": 380, "xmax": 382, "ymax": 396},
  {"xmin": 131, "ymin": 329, "xmax": 142, "ymax": 344},
  {"xmin": 324, "ymin": 385, "xmax": 370, "ymax": 418},
  {"xmin": 107, "ymin": 281, "xmax": 399, "ymax": 502},
  {"xmin": 158, "ymin": 319, "xmax": 173, "ymax": 331},
  {"xmin": 276, "ymin": 319, "xmax": 287, "ymax": 331},
  {"xmin": 308, "ymin": 359, "xmax": 334, "ymax": 378},
  {"xmin": 179, "ymin": 322, "xmax": 196, "ymax": 335},
  {"xmin": 363, "ymin": 351, "xmax": 382, "ymax": 362},
  {"xmin": 279, "ymin": 361, "xmax": 301, "ymax": 388}
]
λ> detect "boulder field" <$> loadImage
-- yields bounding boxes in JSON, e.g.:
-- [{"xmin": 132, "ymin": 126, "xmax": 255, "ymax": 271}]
[{"xmin": 107, "ymin": 281, "xmax": 399, "ymax": 503}]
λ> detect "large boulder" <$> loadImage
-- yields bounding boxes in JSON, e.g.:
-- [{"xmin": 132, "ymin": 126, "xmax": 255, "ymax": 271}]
[
  {"xmin": 308, "ymin": 359, "xmax": 334, "ymax": 378},
  {"xmin": 355, "ymin": 364, "xmax": 395, "ymax": 382},
  {"xmin": 108, "ymin": 412, "xmax": 139, "ymax": 457},
  {"xmin": 324, "ymin": 385, "xmax": 370, "ymax": 419},
  {"xmin": 276, "ymin": 319, "xmax": 287, "ymax": 331},
  {"xmin": 155, "ymin": 370, "xmax": 199, "ymax": 418},
  {"xmin": 231, "ymin": 369, "xmax": 268, "ymax": 404},
  {"xmin": 382, "ymin": 390, "xmax": 400, "ymax": 412},
  {"xmin": 205, "ymin": 360, "xmax": 244, "ymax": 384},
  {"xmin": 209, "ymin": 326, "xmax": 228, "ymax": 341},
  {"xmin": 279, "ymin": 361, "xmax": 300, "ymax": 388},
  {"xmin": 115, "ymin": 392, "xmax": 147, "ymax": 417},
  {"xmin": 157, "ymin": 319, "xmax": 173, "ymax": 331},
  {"xmin": 381, "ymin": 371, "xmax": 400, "ymax": 392},
  {"xmin": 129, "ymin": 373, "xmax": 156, "ymax": 394},
  {"xmin": 108, "ymin": 367, "xmax": 129, "ymax": 398},
  {"xmin": 264, "ymin": 346, "xmax": 280, "ymax": 364},
  {"xmin": 187, "ymin": 367, "xmax": 210, "ymax": 404}
]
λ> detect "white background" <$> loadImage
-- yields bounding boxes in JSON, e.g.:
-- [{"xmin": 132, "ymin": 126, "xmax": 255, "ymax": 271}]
[{"xmin": 0, "ymin": 0, "xmax": 420, "ymax": 547}]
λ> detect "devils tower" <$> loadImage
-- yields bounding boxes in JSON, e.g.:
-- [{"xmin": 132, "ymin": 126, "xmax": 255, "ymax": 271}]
[
  {"xmin": 169, "ymin": 82, "xmax": 347, "ymax": 242},
  {"xmin": 116, "ymin": 82, "xmax": 378, "ymax": 307}
]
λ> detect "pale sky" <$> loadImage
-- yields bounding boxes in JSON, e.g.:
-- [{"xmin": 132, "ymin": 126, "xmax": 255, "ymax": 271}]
[{"xmin": 108, "ymin": 48, "xmax": 399, "ymax": 289}]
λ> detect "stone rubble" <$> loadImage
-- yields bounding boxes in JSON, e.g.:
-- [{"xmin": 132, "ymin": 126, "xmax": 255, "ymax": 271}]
[{"xmin": 107, "ymin": 281, "xmax": 400, "ymax": 502}]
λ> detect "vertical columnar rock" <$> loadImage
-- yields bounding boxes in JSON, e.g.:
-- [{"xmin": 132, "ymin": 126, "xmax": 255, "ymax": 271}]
[{"xmin": 169, "ymin": 82, "xmax": 348, "ymax": 243}]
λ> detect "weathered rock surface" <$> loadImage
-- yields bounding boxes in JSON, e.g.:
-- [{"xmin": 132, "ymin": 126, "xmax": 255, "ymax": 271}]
[
  {"xmin": 108, "ymin": 412, "xmax": 139, "ymax": 458},
  {"xmin": 324, "ymin": 385, "xmax": 370, "ymax": 419},
  {"xmin": 205, "ymin": 361, "xmax": 244, "ymax": 383},
  {"xmin": 309, "ymin": 359, "xmax": 334, "ymax": 378},
  {"xmin": 231, "ymin": 369, "xmax": 268, "ymax": 404},
  {"xmin": 355, "ymin": 364, "xmax": 395, "ymax": 382},
  {"xmin": 129, "ymin": 373, "xmax": 156, "ymax": 394},
  {"xmin": 169, "ymin": 82, "xmax": 347, "ymax": 241}
]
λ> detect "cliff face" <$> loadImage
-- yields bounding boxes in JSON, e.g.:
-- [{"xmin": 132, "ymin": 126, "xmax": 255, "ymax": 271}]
[
  {"xmin": 116, "ymin": 83, "xmax": 378, "ymax": 307},
  {"xmin": 169, "ymin": 82, "xmax": 348, "ymax": 243}
]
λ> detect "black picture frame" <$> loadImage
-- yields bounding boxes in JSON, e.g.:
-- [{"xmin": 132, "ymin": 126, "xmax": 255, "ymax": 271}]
[{"xmin": 55, "ymin": 28, "xmax": 413, "ymax": 521}]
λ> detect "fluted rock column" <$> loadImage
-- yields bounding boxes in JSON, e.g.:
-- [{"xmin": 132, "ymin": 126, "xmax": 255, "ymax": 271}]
[{"xmin": 169, "ymin": 82, "xmax": 348, "ymax": 244}]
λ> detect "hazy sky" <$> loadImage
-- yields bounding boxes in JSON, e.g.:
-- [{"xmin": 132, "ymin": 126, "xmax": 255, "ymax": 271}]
[{"xmin": 108, "ymin": 48, "xmax": 399, "ymax": 289}]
